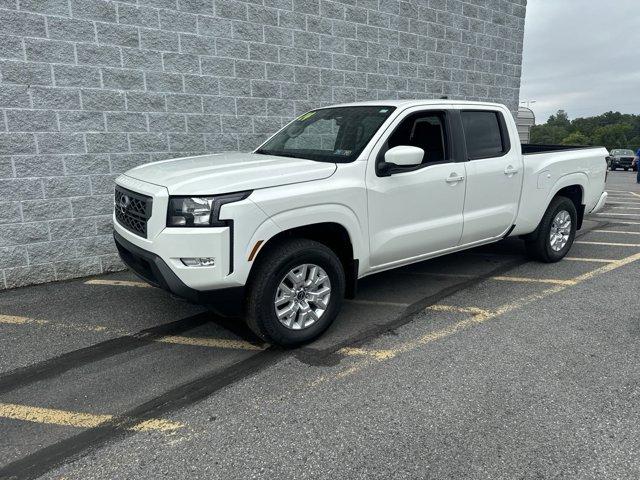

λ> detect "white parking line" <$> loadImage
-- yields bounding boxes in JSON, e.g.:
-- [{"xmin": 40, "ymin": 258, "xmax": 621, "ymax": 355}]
[
  {"xmin": 595, "ymin": 212, "xmax": 640, "ymax": 217},
  {"xmin": 564, "ymin": 257, "xmax": 614, "ymax": 263},
  {"xmin": 612, "ymin": 206, "xmax": 640, "ymax": 210},
  {"xmin": 575, "ymin": 241, "xmax": 640, "ymax": 247},
  {"xmin": 598, "ymin": 220, "xmax": 640, "ymax": 225},
  {"xmin": 592, "ymin": 230, "xmax": 640, "ymax": 235}
]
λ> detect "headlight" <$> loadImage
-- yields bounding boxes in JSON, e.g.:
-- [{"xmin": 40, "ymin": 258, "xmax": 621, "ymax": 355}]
[{"xmin": 167, "ymin": 191, "xmax": 251, "ymax": 227}]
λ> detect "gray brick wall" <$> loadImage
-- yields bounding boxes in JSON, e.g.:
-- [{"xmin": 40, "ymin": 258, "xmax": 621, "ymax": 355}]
[{"xmin": 0, "ymin": 0, "xmax": 526, "ymax": 289}]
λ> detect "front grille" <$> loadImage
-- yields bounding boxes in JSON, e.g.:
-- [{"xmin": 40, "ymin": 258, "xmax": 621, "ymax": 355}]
[{"xmin": 114, "ymin": 186, "xmax": 152, "ymax": 238}]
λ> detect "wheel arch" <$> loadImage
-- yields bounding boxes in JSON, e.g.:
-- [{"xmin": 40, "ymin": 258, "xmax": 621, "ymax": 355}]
[
  {"xmin": 553, "ymin": 184, "xmax": 585, "ymax": 229},
  {"xmin": 520, "ymin": 175, "xmax": 586, "ymax": 241},
  {"xmin": 248, "ymin": 221, "xmax": 360, "ymax": 299}
]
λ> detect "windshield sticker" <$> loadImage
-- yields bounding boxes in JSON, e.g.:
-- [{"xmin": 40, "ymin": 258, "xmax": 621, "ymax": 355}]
[
  {"xmin": 297, "ymin": 111, "xmax": 316, "ymax": 121},
  {"xmin": 379, "ymin": 109, "xmax": 389, "ymax": 113},
  {"xmin": 334, "ymin": 149, "xmax": 352, "ymax": 156}
]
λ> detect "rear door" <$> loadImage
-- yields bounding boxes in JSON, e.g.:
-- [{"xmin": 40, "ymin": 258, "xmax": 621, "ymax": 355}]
[
  {"xmin": 366, "ymin": 107, "xmax": 466, "ymax": 268},
  {"xmin": 456, "ymin": 108, "xmax": 523, "ymax": 244}
]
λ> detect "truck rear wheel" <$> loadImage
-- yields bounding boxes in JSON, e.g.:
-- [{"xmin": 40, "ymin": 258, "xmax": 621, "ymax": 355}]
[
  {"xmin": 525, "ymin": 196, "xmax": 577, "ymax": 263},
  {"xmin": 245, "ymin": 238, "xmax": 345, "ymax": 347}
]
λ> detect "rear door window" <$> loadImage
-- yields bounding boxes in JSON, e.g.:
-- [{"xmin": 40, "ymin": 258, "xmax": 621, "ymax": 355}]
[{"xmin": 461, "ymin": 111, "xmax": 509, "ymax": 160}]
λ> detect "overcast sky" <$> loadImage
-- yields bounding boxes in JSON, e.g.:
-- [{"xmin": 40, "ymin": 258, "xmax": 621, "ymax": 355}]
[{"xmin": 519, "ymin": 0, "xmax": 640, "ymax": 123}]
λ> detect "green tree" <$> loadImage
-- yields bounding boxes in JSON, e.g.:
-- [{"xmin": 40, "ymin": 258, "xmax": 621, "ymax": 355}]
[
  {"xmin": 546, "ymin": 110, "xmax": 571, "ymax": 128},
  {"xmin": 561, "ymin": 132, "xmax": 590, "ymax": 146},
  {"xmin": 529, "ymin": 110, "xmax": 640, "ymax": 151},
  {"xmin": 530, "ymin": 124, "xmax": 569, "ymax": 144},
  {"xmin": 593, "ymin": 124, "xmax": 633, "ymax": 150}
]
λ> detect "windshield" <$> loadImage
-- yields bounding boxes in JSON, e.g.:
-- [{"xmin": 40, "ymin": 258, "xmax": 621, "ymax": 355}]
[
  {"xmin": 611, "ymin": 149, "xmax": 635, "ymax": 156},
  {"xmin": 255, "ymin": 106, "xmax": 396, "ymax": 163}
]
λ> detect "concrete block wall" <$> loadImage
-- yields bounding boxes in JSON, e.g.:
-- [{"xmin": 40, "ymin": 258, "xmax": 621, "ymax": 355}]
[{"xmin": 0, "ymin": 0, "xmax": 526, "ymax": 289}]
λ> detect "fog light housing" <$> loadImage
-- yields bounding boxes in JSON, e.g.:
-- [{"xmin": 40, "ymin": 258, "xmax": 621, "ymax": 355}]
[{"xmin": 181, "ymin": 257, "xmax": 215, "ymax": 267}]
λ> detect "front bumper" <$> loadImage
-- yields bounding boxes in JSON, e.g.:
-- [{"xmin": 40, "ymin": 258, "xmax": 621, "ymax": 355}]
[{"xmin": 114, "ymin": 231, "xmax": 244, "ymax": 317}]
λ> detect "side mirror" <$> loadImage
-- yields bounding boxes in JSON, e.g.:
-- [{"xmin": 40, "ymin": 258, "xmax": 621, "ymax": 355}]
[{"xmin": 384, "ymin": 145, "xmax": 424, "ymax": 166}]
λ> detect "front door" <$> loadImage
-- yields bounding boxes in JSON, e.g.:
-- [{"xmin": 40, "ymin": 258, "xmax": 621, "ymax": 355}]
[{"xmin": 366, "ymin": 108, "xmax": 466, "ymax": 268}]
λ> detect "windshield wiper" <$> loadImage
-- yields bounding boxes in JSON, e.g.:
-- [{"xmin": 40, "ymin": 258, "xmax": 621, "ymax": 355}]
[{"xmin": 255, "ymin": 149, "xmax": 303, "ymax": 160}]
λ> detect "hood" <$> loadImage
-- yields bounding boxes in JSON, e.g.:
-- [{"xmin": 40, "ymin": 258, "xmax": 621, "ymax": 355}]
[{"xmin": 123, "ymin": 152, "xmax": 337, "ymax": 195}]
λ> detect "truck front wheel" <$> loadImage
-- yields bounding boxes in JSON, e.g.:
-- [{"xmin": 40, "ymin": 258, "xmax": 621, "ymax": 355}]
[
  {"xmin": 525, "ymin": 196, "xmax": 577, "ymax": 263},
  {"xmin": 245, "ymin": 238, "xmax": 345, "ymax": 347}
]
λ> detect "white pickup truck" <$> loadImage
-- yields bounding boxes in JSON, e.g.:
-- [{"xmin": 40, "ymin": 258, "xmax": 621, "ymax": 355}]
[{"xmin": 113, "ymin": 100, "xmax": 608, "ymax": 346}]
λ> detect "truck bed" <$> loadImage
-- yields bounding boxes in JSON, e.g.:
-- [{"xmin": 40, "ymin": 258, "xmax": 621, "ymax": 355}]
[
  {"xmin": 512, "ymin": 145, "xmax": 609, "ymax": 236},
  {"xmin": 522, "ymin": 144, "xmax": 602, "ymax": 155}
]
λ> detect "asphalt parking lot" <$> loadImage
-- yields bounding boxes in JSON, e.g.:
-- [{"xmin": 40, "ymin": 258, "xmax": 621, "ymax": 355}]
[{"xmin": 0, "ymin": 171, "xmax": 638, "ymax": 480}]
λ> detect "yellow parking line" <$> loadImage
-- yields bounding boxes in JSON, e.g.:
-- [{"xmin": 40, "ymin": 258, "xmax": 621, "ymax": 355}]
[
  {"xmin": 347, "ymin": 299, "xmax": 410, "ymax": 308},
  {"xmin": 564, "ymin": 257, "xmax": 614, "ymax": 263},
  {"xmin": 417, "ymin": 273, "xmax": 577, "ymax": 285},
  {"xmin": 0, "ymin": 315, "xmax": 262, "ymax": 351},
  {"xmin": 319, "ymin": 251, "xmax": 640, "ymax": 381},
  {"xmin": 0, "ymin": 403, "xmax": 183, "ymax": 432},
  {"xmin": 592, "ymin": 229, "xmax": 640, "ymax": 235},
  {"xmin": 490, "ymin": 276, "xmax": 577, "ymax": 286},
  {"xmin": 426, "ymin": 304, "xmax": 494, "ymax": 319},
  {"xmin": 158, "ymin": 335, "xmax": 264, "ymax": 351},
  {"xmin": 575, "ymin": 240, "xmax": 640, "ymax": 247},
  {"xmin": 85, "ymin": 279, "xmax": 150, "ymax": 288},
  {"xmin": 409, "ymin": 272, "xmax": 474, "ymax": 279},
  {"xmin": 339, "ymin": 347, "xmax": 397, "ymax": 360},
  {"xmin": 410, "ymin": 272, "xmax": 574, "ymax": 286},
  {"xmin": 0, "ymin": 314, "xmax": 35, "ymax": 325},
  {"xmin": 0, "ymin": 314, "xmax": 108, "ymax": 333}
]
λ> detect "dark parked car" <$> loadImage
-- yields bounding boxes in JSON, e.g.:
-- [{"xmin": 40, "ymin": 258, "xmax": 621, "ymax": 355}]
[{"xmin": 608, "ymin": 149, "xmax": 637, "ymax": 171}]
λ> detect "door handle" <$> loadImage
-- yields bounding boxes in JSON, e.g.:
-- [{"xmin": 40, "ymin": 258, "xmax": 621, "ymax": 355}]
[
  {"xmin": 504, "ymin": 166, "xmax": 519, "ymax": 176},
  {"xmin": 445, "ymin": 174, "xmax": 465, "ymax": 183}
]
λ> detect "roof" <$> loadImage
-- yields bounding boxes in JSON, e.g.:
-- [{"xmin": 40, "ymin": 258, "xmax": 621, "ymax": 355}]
[{"xmin": 324, "ymin": 99, "xmax": 509, "ymax": 110}]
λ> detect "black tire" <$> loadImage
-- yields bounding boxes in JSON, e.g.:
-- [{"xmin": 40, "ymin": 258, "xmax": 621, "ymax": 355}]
[
  {"xmin": 525, "ymin": 196, "xmax": 577, "ymax": 263},
  {"xmin": 611, "ymin": 166, "xmax": 616, "ymax": 171},
  {"xmin": 245, "ymin": 238, "xmax": 345, "ymax": 347},
  {"xmin": 624, "ymin": 167, "xmax": 629, "ymax": 171}
]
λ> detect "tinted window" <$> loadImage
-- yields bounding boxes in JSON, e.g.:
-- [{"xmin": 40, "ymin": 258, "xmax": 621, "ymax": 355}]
[
  {"xmin": 461, "ymin": 111, "xmax": 506, "ymax": 159},
  {"xmin": 385, "ymin": 112, "xmax": 448, "ymax": 164}
]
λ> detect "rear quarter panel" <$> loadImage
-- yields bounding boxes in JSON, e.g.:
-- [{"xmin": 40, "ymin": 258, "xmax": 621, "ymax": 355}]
[{"xmin": 513, "ymin": 147, "xmax": 608, "ymax": 235}]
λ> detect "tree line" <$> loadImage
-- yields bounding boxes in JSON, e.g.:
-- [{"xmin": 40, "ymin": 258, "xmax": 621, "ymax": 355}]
[{"xmin": 530, "ymin": 110, "xmax": 640, "ymax": 151}]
